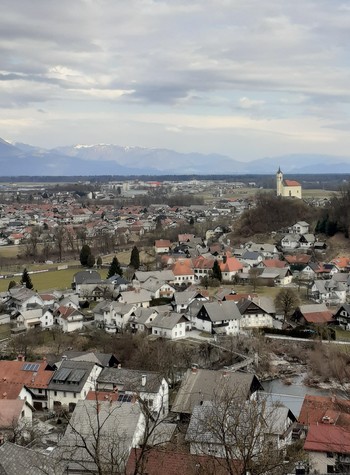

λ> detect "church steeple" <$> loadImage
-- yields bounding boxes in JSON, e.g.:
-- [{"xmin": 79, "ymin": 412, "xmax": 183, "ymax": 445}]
[{"xmin": 276, "ymin": 167, "xmax": 283, "ymax": 196}]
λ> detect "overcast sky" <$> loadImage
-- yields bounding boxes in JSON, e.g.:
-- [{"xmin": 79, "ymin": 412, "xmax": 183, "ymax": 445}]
[{"xmin": 1, "ymin": 0, "xmax": 350, "ymax": 160}]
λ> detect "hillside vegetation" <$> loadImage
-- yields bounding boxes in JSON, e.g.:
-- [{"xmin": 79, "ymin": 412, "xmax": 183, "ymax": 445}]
[{"xmin": 235, "ymin": 192, "xmax": 315, "ymax": 237}]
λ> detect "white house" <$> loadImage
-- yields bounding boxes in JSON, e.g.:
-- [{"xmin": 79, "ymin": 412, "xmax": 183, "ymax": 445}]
[
  {"xmin": 17, "ymin": 308, "xmax": 53, "ymax": 330},
  {"xmin": 55, "ymin": 306, "xmax": 84, "ymax": 333},
  {"xmin": 94, "ymin": 301, "xmax": 136, "ymax": 332},
  {"xmin": 97, "ymin": 367, "xmax": 169, "ymax": 417},
  {"xmin": 238, "ymin": 297, "xmax": 275, "ymax": 329},
  {"xmin": 47, "ymin": 360, "xmax": 103, "ymax": 411},
  {"xmin": 151, "ymin": 312, "xmax": 188, "ymax": 340},
  {"xmin": 194, "ymin": 301, "xmax": 241, "ymax": 335},
  {"xmin": 116, "ymin": 289, "xmax": 152, "ymax": 308},
  {"xmin": 290, "ymin": 221, "xmax": 309, "ymax": 235}
]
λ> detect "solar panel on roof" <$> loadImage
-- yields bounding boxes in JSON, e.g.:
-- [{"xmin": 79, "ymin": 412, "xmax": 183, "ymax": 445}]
[
  {"xmin": 22, "ymin": 363, "xmax": 40, "ymax": 372},
  {"xmin": 118, "ymin": 393, "xmax": 132, "ymax": 403},
  {"xmin": 68, "ymin": 369, "xmax": 86, "ymax": 383},
  {"xmin": 54, "ymin": 367, "xmax": 71, "ymax": 382}
]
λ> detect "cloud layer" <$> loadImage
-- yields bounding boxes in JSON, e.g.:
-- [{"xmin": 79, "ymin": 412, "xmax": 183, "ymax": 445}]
[{"xmin": 1, "ymin": 0, "xmax": 350, "ymax": 160}]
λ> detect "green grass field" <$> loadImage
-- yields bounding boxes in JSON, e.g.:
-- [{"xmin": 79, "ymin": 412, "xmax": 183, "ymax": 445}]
[{"xmin": 0, "ymin": 268, "xmax": 80, "ymax": 292}]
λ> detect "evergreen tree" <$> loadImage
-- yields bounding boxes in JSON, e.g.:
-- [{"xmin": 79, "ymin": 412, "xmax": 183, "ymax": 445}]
[
  {"xmin": 8, "ymin": 280, "xmax": 17, "ymax": 291},
  {"xmin": 212, "ymin": 260, "xmax": 222, "ymax": 282},
  {"xmin": 129, "ymin": 246, "xmax": 140, "ymax": 269},
  {"xmin": 96, "ymin": 256, "xmax": 102, "ymax": 268},
  {"xmin": 80, "ymin": 244, "xmax": 92, "ymax": 266},
  {"xmin": 107, "ymin": 256, "xmax": 123, "ymax": 278},
  {"xmin": 21, "ymin": 268, "xmax": 33, "ymax": 289}
]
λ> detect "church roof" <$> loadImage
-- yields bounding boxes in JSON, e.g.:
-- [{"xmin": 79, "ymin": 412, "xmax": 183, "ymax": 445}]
[{"xmin": 284, "ymin": 179, "xmax": 300, "ymax": 187}]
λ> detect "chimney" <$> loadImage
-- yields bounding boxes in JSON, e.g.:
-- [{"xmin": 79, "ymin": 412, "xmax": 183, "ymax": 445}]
[
  {"xmin": 2, "ymin": 393, "xmax": 7, "ymax": 399},
  {"xmin": 17, "ymin": 354, "xmax": 24, "ymax": 362},
  {"xmin": 117, "ymin": 363, "xmax": 122, "ymax": 369},
  {"xmin": 141, "ymin": 375, "xmax": 147, "ymax": 387},
  {"xmin": 61, "ymin": 355, "xmax": 67, "ymax": 361},
  {"xmin": 191, "ymin": 364, "xmax": 198, "ymax": 373}
]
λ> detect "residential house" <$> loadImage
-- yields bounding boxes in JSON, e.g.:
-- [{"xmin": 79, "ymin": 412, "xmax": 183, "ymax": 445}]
[
  {"xmin": 133, "ymin": 270, "xmax": 175, "ymax": 285},
  {"xmin": 292, "ymin": 303, "xmax": 334, "ymax": 325},
  {"xmin": 334, "ymin": 304, "xmax": 350, "ymax": 329},
  {"xmin": 16, "ymin": 308, "xmax": 53, "ymax": 330},
  {"xmin": 299, "ymin": 395, "xmax": 350, "ymax": 474},
  {"xmin": 172, "ymin": 289, "xmax": 209, "ymax": 313},
  {"xmin": 97, "ymin": 367, "xmax": 169, "ymax": 416},
  {"xmin": 185, "ymin": 399, "xmax": 296, "ymax": 458},
  {"xmin": 298, "ymin": 233, "xmax": 316, "ymax": 249},
  {"xmin": 72, "ymin": 270, "xmax": 101, "ymax": 294},
  {"xmin": 0, "ymin": 399, "xmax": 34, "ymax": 442},
  {"xmin": 0, "ymin": 442, "xmax": 57, "ymax": 474},
  {"xmin": 219, "ymin": 256, "xmax": 243, "ymax": 281},
  {"xmin": 240, "ymin": 250, "xmax": 263, "ymax": 267},
  {"xmin": 151, "ymin": 312, "xmax": 188, "ymax": 339},
  {"xmin": 194, "ymin": 301, "xmax": 241, "ymax": 335},
  {"xmin": 128, "ymin": 307, "xmax": 160, "ymax": 334},
  {"xmin": 54, "ymin": 306, "xmax": 84, "ymax": 332},
  {"xmin": 258, "ymin": 267, "xmax": 293, "ymax": 286},
  {"xmin": 57, "ymin": 399, "xmax": 145, "ymax": 474},
  {"xmin": 237, "ymin": 297, "xmax": 275, "ymax": 329},
  {"xmin": 290, "ymin": 221, "xmax": 310, "ymax": 235},
  {"xmin": 140, "ymin": 277, "xmax": 175, "ymax": 299},
  {"xmin": 94, "ymin": 300, "xmax": 136, "ymax": 332},
  {"xmin": 280, "ymin": 234, "xmax": 300, "ymax": 250},
  {"xmin": 116, "ymin": 289, "xmax": 152, "ymax": 308},
  {"xmin": 172, "ymin": 368, "xmax": 262, "ymax": 419},
  {"xmin": 244, "ymin": 242, "xmax": 279, "ymax": 259},
  {"xmin": 47, "ymin": 360, "xmax": 103, "ymax": 411},
  {"xmin": 126, "ymin": 449, "xmax": 236, "ymax": 475},
  {"xmin": 61, "ymin": 351, "xmax": 121, "ymax": 368},
  {"xmin": 331, "ymin": 256, "xmax": 350, "ymax": 272},
  {"xmin": 7, "ymin": 287, "xmax": 44, "ymax": 313},
  {"xmin": 0, "ymin": 360, "xmax": 54, "ymax": 410},
  {"xmin": 154, "ymin": 239, "xmax": 171, "ymax": 254},
  {"xmin": 172, "ymin": 259, "xmax": 195, "ymax": 285}
]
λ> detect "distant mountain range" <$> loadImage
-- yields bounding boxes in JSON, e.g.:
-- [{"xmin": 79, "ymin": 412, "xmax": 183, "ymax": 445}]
[{"xmin": 0, "ymin": 137, "xmax": 350, "ymax": 175}]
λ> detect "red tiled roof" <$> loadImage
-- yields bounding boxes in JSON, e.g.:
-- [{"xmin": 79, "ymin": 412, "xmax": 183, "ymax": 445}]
[
  {"xmin": 304, "ymin": 424, "xmax": 350, "ymax": 454},
  {"xmin": 172, "ymin": 260, "xmax": 194, "ymax": 276},
  {"xmin": 303, "ymin": 311, "xmax": 333, "ymax": 324},
  {"xmin": 126, "ymin": 449, "xmax": 241, "ymax": 475},
  {"xmin": 284, "ymin": 254, "xmax": 311, "ymax": 264},
  {"xmin": 0, "ymin": 360, "xmax": 54, "ymax": 397},
  {"xmin": 262, "ymin": 259, "xmax": 288, "ymax": 269},
  {"xmin": 224, "ymin": 293, "xmax": 258, "ymax": 302},
  {"xmin": 331, "ymin": 256, "xmax": 350, "ymax": 269},
  {"xmin": 220, "ymin": 257, "xmax": 243, "ymax": 273},
  {"xmin": 86, "ymin": 390, "xmax": 119, "ymax": 402},
  {"xmin": 284, "ymin": 179, "xmax": 301, "ymax": 187},
  {"xmin": 299, "ymin": 395, "xmax": 350, "ymax": 427},
  {"xmin": 155, "ymin": 239, "xmax": 171, "ymax": 248}
]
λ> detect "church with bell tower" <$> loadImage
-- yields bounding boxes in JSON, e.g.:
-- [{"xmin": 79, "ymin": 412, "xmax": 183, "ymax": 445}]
[{"xmin": 276, "ymin": 168, "xmax": 302, "ymax": 199}]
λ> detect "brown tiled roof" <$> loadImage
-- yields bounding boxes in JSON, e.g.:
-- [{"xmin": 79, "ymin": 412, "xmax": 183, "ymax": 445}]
[
  {"xmin": 0, "ymin": 360, "xmax": 54, "ymax": 399},
  {"xmin": 126, "ymin": 448, "xmax": 240, "ymax": 475}
]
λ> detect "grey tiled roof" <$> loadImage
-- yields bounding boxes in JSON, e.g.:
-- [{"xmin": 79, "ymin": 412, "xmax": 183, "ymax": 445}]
[
  {"xmin": 172, "ymin": 369, "xmax": 261, "ymax": 415},
  {"xmin": 0, "ymin": 442, "xmax": 57, "ymax": 474},
  {"xmin": 48, "ymin": 360, "xmax": 97, "ymax": 393},
  {"xmin": 98, "ymin": 367, "xmax": 163, "ymax": 393},
  {"xmin": 57, "ymin": 400, "xmax": 142, "ymax": 472}
]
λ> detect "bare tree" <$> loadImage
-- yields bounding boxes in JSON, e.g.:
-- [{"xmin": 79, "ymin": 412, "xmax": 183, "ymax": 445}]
[
  {"xmin": 54, "ymin": 226, "xmax": 66, "ymax": 262},
  {"xmin": 185, "ymin": 386, "xmax": 302, "ymax": 475},
  {"xmin": 274, "ymin": 288, "xmax": 300, "ymax": 323}
]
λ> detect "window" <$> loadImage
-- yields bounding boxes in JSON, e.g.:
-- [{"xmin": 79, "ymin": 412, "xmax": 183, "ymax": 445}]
[
  {"xmin": 63, "ymin": 392, "xmax": 66, "ymax": 397},
  {"xmin": 327, "ymin": 453, "xmax": 334, "ymax": 458},
  {"xmin": 38, "ymin": 389, "xmax": 42, "ymax": 394},
  {"xmin": 54, "ymin": 391, "xmax": 57, "ymax": 396},
  {"xmin": 21, "ymin": 410, "xmax": 25, "ymax": 418},
  {"xmin": 73, "ymin": 393, "xmax": 76, "ymax": 399}
]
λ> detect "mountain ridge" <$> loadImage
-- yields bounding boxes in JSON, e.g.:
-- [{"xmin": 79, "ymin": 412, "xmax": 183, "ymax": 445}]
[{"xmin": 0, "ymin": 138, "xmax": 347, "ymax": 175}]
